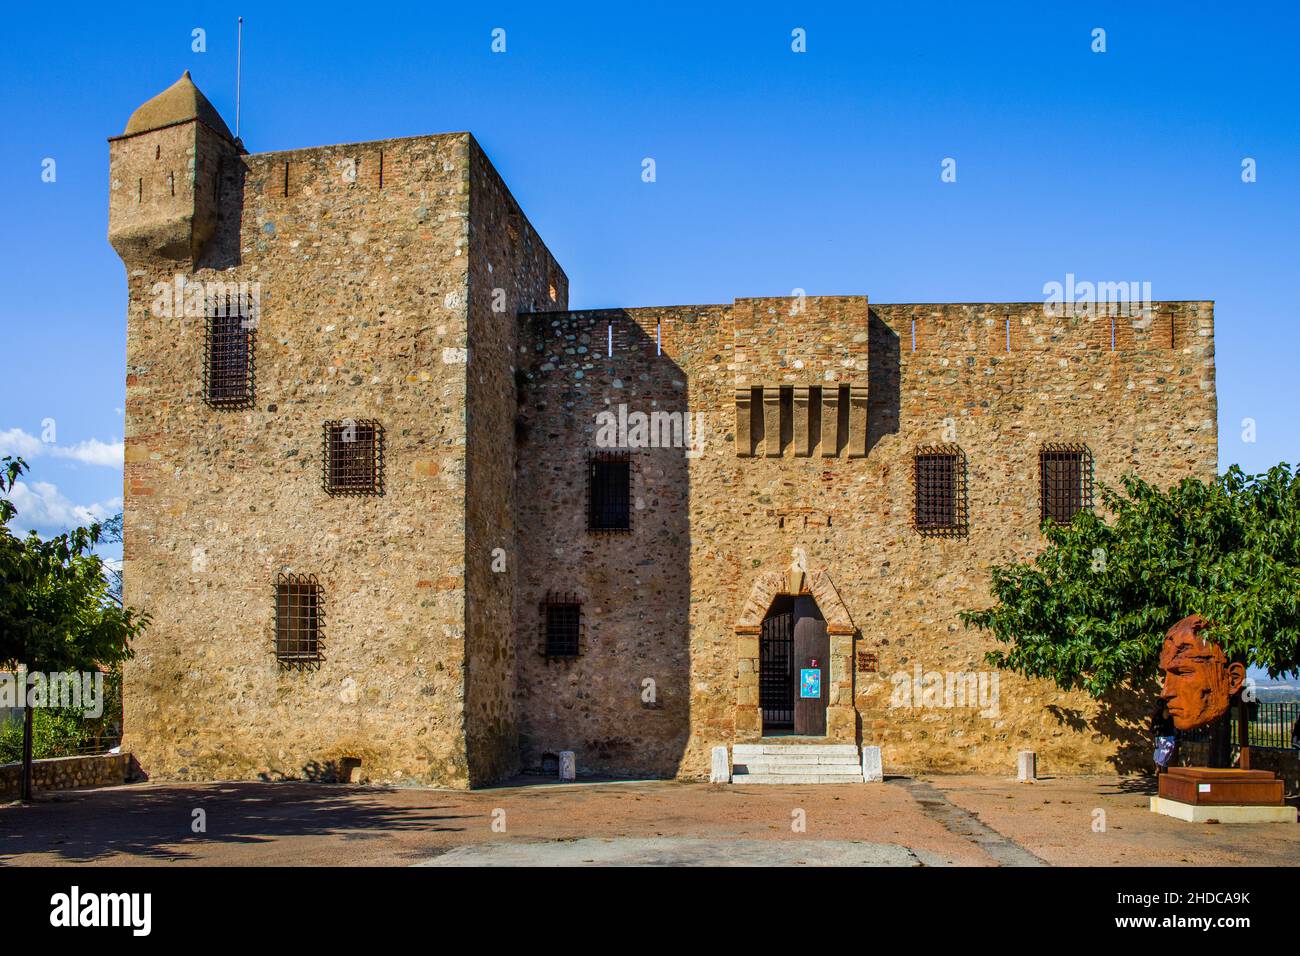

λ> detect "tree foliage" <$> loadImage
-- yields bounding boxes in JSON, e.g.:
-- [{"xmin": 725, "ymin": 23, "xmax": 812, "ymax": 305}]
[
  {"xmin": 961, "ymin": 464, "xmax": 1300, "ymax": 698},
  {"xmin": 0, "ymin": 458, "xmax": 145, "ymax": 674},
  {"xmin": 0, "ymin": 457, "xmax": 148, "ymax": 793}
]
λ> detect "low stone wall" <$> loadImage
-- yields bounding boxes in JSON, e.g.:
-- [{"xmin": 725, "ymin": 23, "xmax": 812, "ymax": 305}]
[
  {"xmin": 0, "ymin": 754, "xmax": 136, "ymax": 800},
  {"xmin": 1248, "ymin": 748, "xmax": 1300, "ymax": 797}
]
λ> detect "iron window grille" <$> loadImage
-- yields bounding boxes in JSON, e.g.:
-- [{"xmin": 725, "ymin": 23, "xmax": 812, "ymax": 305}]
[
  {"xmin": 1039, "ymin": 443, "xmax": 1094, "ymax": 525},
  {"xmin": 275, "ymin": 573, "xmax": 322, "ymax": 667},
  {"xmin": 203, "ymin": 294, "xmax": 255, "ymax": 408},
  {"xmin": 540, "ymin": 592, "xmax": 583, "ymax": 659},
  {"xmin": 913, "ymin": 444, "xmax": 968, "ymax": 536},
  {"xmin": 323, "ymin": 420, "xmax": 384, "ymax": 496},
  {"xmin": 587, "ymin": 451, "xmax": 631, "ymax": 532}
]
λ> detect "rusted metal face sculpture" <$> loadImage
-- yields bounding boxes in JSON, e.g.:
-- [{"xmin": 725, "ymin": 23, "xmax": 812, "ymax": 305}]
[{"xmin": 1157, "ymin": 614, "xmax": 1246, "ymax": 731}]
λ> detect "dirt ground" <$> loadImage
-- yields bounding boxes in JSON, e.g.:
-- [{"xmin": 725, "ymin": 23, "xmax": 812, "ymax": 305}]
[{"xmin": 1, "ymin": 773, "xmax": 1296, "ymax": 866}]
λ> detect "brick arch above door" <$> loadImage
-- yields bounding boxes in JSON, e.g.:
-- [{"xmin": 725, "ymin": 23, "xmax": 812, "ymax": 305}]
[{"xmin": 734, "ymin": 566, "xmax": 855, "ymax": 636}]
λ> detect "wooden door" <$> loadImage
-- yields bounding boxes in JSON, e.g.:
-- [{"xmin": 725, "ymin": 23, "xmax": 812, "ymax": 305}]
[{"xmin": 793, "ymin": 614, "xmax": 829, "ymax": 736}]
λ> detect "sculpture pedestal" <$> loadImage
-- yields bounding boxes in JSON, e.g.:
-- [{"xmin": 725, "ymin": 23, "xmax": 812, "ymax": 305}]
[
  {"xmin": 1158, "ymin": 766, "xmax": 1283, "ymax": 805},
  {"xmin": 1150, "ymin": 797, "xmax": 1296, "ymax": 823},
  {"xmin": 1150, "ymin": 767, "xmax": 1295, "ymax": 823}
]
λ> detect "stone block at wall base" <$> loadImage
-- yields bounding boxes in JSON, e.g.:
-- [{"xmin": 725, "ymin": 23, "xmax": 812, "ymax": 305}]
[
  {"xmin": 734, "ymin": 705, "xmax": 761, "ymax": 735},
  {"xmin": 825, "ymin": 706, "xmax": 855, "ymax": 740},
  {"xmin": 709, "ymin": 746, "xmax": 730, "ymax": 783},
  {"xmin": 862, "ymin": 745, "xmax": 883, "ymax": 783}
]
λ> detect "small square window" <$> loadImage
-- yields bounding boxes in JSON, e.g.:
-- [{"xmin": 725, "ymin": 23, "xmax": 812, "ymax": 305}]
[
  {"xmin": 1039, "ymin": 444, "xmax": 1094, "ymax": 524},
  {"xmin": 541, "ymin": 593, "xmax": 582, "ymax": 658},
  {"xmin": 323, "ymin": 420, "xmax": 384, "ymax": 496},
  {"xmin": 588, "ymin": 451, "xmax": 630, "ymax": 532},
  {"xmin": 914, "ymin": 445, "xmax": 968, "ymax": 535},
  {"xmin": 275, "ymin": 573, "xmax": 322, "ymax": 666}
]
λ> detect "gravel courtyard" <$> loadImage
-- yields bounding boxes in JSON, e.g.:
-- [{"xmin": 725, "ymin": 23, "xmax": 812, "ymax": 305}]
[{"xmin": 2, "ymin": 774, "xmax": 1296, "ymax": 867}]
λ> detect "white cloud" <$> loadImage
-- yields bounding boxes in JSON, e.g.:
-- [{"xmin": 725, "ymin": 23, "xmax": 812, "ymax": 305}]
[
  {"xmin": 0, "ymin": 428, "xmax": 124, "ymax": 468},
  {"xmin": 6, "ymin": 480, "xmax": 122, "ymax": 536},
  {"xmin": 0, "ymin": 427, "xmax": 45, "ymax": 459},
  {"xmin": 52, "ymin": 438, "xmax": 125, "ymax": 467}
]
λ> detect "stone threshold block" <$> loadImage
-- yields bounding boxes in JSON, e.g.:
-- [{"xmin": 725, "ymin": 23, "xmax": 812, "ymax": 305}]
[{"xmin": 1149, "ymin": 796, "xmax": 1297, "ymax": 824}]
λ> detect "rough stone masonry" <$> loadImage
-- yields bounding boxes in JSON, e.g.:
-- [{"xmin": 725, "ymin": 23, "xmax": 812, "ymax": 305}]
[{"xmin": 109, "ymin": 73, "xmax": 1216, "ymax": 788}]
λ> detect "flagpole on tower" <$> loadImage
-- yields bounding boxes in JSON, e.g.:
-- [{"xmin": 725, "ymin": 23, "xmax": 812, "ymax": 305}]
[{"xmin": 235, "ymin": 16, "xmax": 244, "ymax": 139}]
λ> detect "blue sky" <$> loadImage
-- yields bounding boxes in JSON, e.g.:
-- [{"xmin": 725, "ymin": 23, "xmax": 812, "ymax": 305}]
[{"xmin": 1, "ymin": 0, "xmax": 1296, "ymax": 547}]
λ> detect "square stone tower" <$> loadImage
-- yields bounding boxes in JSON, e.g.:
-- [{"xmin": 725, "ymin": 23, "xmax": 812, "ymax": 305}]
[{"xmin": 110, "ymin": 73, "xmax": 566, "ymax": 787}]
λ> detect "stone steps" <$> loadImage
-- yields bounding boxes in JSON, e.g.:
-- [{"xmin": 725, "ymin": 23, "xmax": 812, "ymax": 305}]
[
  {"xmin": 730, "ymin": 743, "xmax": 863, "ymax": 785},
  {"xmin": 734, "ymin": 755, "xmax": 860, "ymax": 767},
  {"xmin": 733, "ymin": 744, "xmax": 858, "ymax": 757},
  {"xmin": 733, "ymin": 770, "xmax": 863, "ymax": 780},
  {"xmin": 732, "ymin": 773, "xmax": 865, "ymax": 785}
]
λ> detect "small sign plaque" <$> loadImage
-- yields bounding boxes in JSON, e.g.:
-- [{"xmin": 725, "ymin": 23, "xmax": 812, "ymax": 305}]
[
  {"xmin": 800, "ymin": 668, "xmax": 821, "ymax": 699},
  {"xmin": 856, "ymin": 651, "xmax": 878, "ymax": 673}
]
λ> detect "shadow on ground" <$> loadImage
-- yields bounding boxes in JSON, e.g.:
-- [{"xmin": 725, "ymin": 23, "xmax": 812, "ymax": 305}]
[
  {"xmin": 0, "ymin": 782, "xmax": 470, "ymax": 864},
  {"xmin": 1105, "ymin": 775, "xmax": 1159, "ymax": 796}
]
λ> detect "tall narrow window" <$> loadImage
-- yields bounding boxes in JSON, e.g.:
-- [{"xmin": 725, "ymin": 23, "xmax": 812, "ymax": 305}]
[
  {"xmin": 541, "ymin": 592, "xmax": 582, "ymax": 658},
  {"xmin": 203, "ymin": 295, "xmax": 255, "ymax": 408},
  {"xmin": 1039, "ymin": 444, "xmax": 1094, "ymax": 525},
  {"xmin": 913, "ymin": 445, "xmax": 968, "ymax": 536},
  {"xmin": 323, "ymin": 420, "xmax": 384, "ymax": 496},
  {"xmin": 588, "ymin": 451, "xmax": 631, "ymax": 531},
  {"xmin": 275, "ymin": 573, "xmax": 322, "ymax": 666}
]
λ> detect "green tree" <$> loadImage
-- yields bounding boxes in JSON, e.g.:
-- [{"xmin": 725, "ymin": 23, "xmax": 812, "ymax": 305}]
[
  {"xmin": 961, "ymin": 464, "xmax": 1300, "ymax": 699},
  {"xmin": 0, "ymin": 457, "xmax": 149, "ymax": 799}
]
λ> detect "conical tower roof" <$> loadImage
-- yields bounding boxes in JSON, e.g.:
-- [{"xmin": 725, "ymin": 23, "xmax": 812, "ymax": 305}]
[{"xmin": 122, "ymin": 71, "xmax": 234, "ymax": 141}]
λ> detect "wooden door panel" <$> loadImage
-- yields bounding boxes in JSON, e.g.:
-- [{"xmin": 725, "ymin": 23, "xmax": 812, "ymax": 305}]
[{"xmin": 793, "ymin": 616, "xmax": 829, "ymax": 736}]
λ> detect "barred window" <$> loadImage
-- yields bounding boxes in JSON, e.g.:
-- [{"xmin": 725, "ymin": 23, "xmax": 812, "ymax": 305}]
[
  {"xmin": 323, "ymin": 420, "xmax": 384, "ymax": 496},
  {"xmin": 1039, "ymin": 444, "xmax": 1094, "ymax": 524},
  {"xmin": 541, "ymin": 592, "xmax": 582, "ymax": 658},
  {"xmin": 275, "ymin": 573, "xmax": 322, "ymax": 665},
  {"xmin": 588, "ymin": 451, "xmax": 630, "ymax": 532},
  {"xmin": 913, "ymin": 445, "xmax": 968, "ymax": 535},
  {"xmin": 203, "ymin": 296, "xmax": 255, "ymax": 408}
]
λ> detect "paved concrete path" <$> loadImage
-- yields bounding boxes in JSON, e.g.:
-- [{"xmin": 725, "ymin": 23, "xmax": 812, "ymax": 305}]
[
  {"xmin": 418, "ymin": 837, "xmax": 950, "ymax": 867},
  {"xmin": 889, "ymin": 777, "xmax": 1046, "ymax": 866}
]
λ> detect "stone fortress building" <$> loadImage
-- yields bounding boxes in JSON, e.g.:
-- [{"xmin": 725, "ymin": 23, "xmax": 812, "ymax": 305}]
[{"xmin": 110, "ymin": 73, "xmax": 1217, "ymax": 788}]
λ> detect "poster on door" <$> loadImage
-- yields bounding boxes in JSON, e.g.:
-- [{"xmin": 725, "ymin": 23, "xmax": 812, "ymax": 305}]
[{"xmin": 800, "ymin": 668, "xmax": 821, "ymax": 698}]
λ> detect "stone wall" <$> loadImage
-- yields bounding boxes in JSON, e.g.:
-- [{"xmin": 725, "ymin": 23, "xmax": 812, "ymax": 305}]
[
  {"xmin": 516, "ymin": 298, "xmax": 1216, "ymax": 779},
  {"xmin": 118, "ymin": 131, "xmax": 480, "ymax": 786},
  {"xmin": 515, "ymin": 309, "xmax": 699, "ymax": 777},
  {"xmin": 0, "ymin": 754, "xmax": 136, "ymax": 800},
  {"xmin": 463, "ymin": 137, "xmax": 568, "ymax": 785}
]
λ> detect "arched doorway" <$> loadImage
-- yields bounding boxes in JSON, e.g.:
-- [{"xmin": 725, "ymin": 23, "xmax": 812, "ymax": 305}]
[
  {"xmin": 760, "ymin": 594, "xmax": 828, "ymax": 735},
  {"xmin": 734, "ymin": 552, "xmax": 857, "ymax": 743}
]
